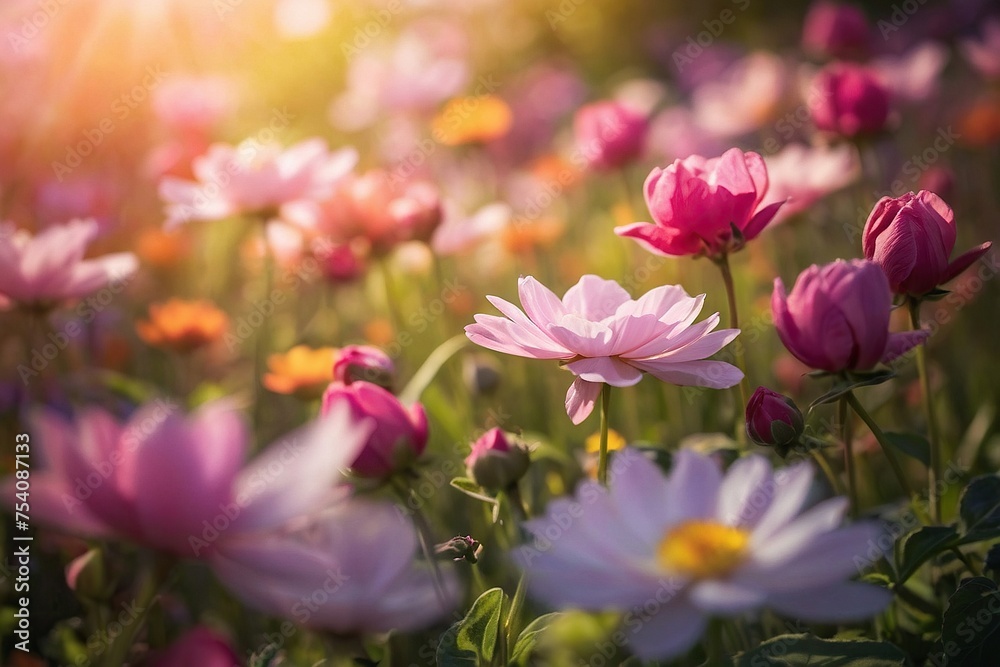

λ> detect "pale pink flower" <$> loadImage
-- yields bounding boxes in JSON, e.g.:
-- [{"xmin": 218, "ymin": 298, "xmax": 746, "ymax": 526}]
[
  {"xmin": 871, "ymin": 42, "xmax": 948, "ymax": 104},
  {"xmin": 152, "ymin": 76, "xmax": 236, "ymax": 135},
  {"xmin": 692, "ymin": 52, "xmax": 788, "ymax": 139},
  {"xmin": 466, "ymin": 275, "xmax": 743, "ymax": 424},
  {"xmin": 159, "ymin": 138, "xmax": 357, "ymax": 228},
  {"xmin": 763, "ymin": 143, "xmax": 860, "ymax": 223},
  {"xmin": 430, "ymin": 201, "xmax": 511, "ymax": 256},
  {"xmin": 960, "ymin": 19, "xmax": 1000, "ymax": 80},
  {"xmin": 0, "ymin": 219, "xmax": 137, "ymax": 308}
]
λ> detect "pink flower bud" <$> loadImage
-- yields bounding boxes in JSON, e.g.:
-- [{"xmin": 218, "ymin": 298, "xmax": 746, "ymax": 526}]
[
  {"xmin": 573, "ymin": 101, "xmax": 648, "ymax": 171},
  {"xmin": 321, "ymin": 381, "xmax": 427, "ymax": 477},
  {"xmin": 745, "ymin": 387, "xmax": 804, "ymax": 452},
  {"xmin": 802, "ymin": 2, "xmax": 871, "ymax": 60},
  {"xmin": 809, "ymin": 62, "xmax": 890, "ymax": 138},
  {"xmin": 333, "ymin": 345, "xmax": 395, "ymax": 390},
  {"xmin": 465, "ymin": 428, "xmax": 530, "ymax": 491},
  {"xmin": 863, "ymin": 190, "xmax": 992, "ymax": 296},
  {"xmin": 149, "ymin": 627, "xmax": 240, "ymax": 667}
]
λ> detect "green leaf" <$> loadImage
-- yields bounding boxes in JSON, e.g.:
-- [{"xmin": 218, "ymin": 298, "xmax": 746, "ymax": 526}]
[
  {"xmin": 939, "ymin": 577, "xmax": 1000, "ymax": 666},
  {"xmin": 509, "ymin": 613, "xmax": 562, "ymax": 666},
  {"xmin": 735, "ymin": 633, "xmax": 906, "ymax": 666},
  {"xmin": 959, "ymin": 475, "xmax": 1000, "ymax": 535},
  {"xmin": 450, "ymin": 477, "xmax": 498, "ymax": 505},
  {"xmin": 808, "ymin": 370, "xmax": 896, "ymax": 408},
  {"xmin": 895, "ymin": 525, "xmax": 960, "ymax": 584},
  {"xmin": 882, "ymin": 431, "xmax": 931, "ymax": 466},
  {"xmin": 436, "ymin": 588, "xmax": 505, "ymax": 667},
  {"xmin": 399, "ymin": 334, "xmax": 469, "ymax": 404}
]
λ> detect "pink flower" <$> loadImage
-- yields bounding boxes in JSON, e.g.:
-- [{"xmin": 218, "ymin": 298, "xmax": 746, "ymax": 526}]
[
  {"xmin": 871, "ymin": 42, "xmax": 948, "ymax": 104},
  {"xmin": 960, "ymin": 19, "xmax": 1000, "ymax": 80},
  {"xmin": 211, "ymin": 499, "xmax": 461, "ymax": 635},
  {"xmin": 862, "ymin": 190, "xmax": 992, "ymax": 296},
  {"xmin": 573, "ymin": 100, "xmax": 648, "ymax": 170},
  {"xmin": 691, "ymin": 52, "xmax": 787, "ymax": 139},
  {"xmin": 159, "ymin": 138, "xmax": 357, "ymax": 228},
  {"xmin": 801, "ymin": 1, "xmax": 871, "ymax": 60},
  {"xmin": 466, "ymin": 275, "xmax": 743, "ymax": 424},
  {"xmin": 808, "ymin": 62, "xmax": 890, "ymax": 138},
  {"xmin": 615, "ymin": 148, "xmax": 783, "ymax": 258},
  {"xmin": 465, "ymin": 427, "xmax": 530, "ymax": 491},
  {"xmin": 152, "ymin": 76, "xmax": 235, "ymax": 136},
  {"xmin": 321, "ymin": 382, "xmax": 428, "ymax": 477},
  {"xmin": 1, "ymin": 399, "xmax": 371, "ymax": 557},
  {"xmin": 763, "ymin": 143, "xmax": 859, "ymax": 223},
  {"xmin": 745, "ymin": 387, "xmax": 804, "ymax": 450},
  {"xmin": 333, "ymin": 345, "xmax": 396, "ymax": 390},
  {"xmin": 0, "ymin": 219, "xmax": 137, "ymax": 308},
  {"xmin": 149, "ymin": 628, "xmax": 240, "ymax": 667},
  {"xmin": 772, "ymin": 259, "xmax": 929, "ymax": 373}
]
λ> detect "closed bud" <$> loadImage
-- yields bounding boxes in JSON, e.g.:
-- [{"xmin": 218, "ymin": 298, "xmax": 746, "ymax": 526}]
[
  {"xmin": 462, "ymin": 353, "xmax": 502, "ymax": 396},
  {"xmin": 745, "ymin": 386, "xmax": 804, "ymax": 453},
  {"xmin": 435, "ymin": 535, "xmax": 482, "ymax": 563},
  {"xmin": 333, "ymin": 345, "xmax": 396, "ymax": 391},
  {"xmin": 465, "ymin": 428, "xmax": 530, "ymax": 492}
]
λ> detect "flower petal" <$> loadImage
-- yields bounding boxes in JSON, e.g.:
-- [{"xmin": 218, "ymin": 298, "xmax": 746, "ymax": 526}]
[
  {"xmin": 564, "ymin": 357, "xmax": 643, "ymax": 387},
  {"xmin": 768, "ymin": 581, "xmax": 891, "ymax": 622},
  {"xmin": 565, "ymin": 378, "xmax": 602, "ymax": 424}
]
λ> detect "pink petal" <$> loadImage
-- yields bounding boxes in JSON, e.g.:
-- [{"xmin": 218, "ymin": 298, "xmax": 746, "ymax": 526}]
[
  {"xmin": 561, "ymin": 275, "xmax": 632, "ymax": 320},
  {"xmin": 563, "ymin": 356, "xmax": 643, "ymax": 387},
  {"xmin": 742, "ymin": 199, "xmax": 784, "ymax": 240},
  {"xmin": 547, "ymin": 314, "xmax": 614, "ymax": 357},
  {"xmin": 881, "ymin": 329, "xmax": 930, "ymax": 364},
  {"xmin": 565, "ymin": 378, "xmax": 602, "ymax": 424},
  {"xmin": 630, "ymin": 358, "xmax": 743, "ymax": 389},
  {"xmin": 465, "ymin": 317, "xmax": 571, "ymax": 359},
  {"xmin": 942, "ymin": 241, "xmax": 992, "ymax": 285},
  {"xmin": 517, "ymin": 275, "xmax": 567, "ymax": 328}
]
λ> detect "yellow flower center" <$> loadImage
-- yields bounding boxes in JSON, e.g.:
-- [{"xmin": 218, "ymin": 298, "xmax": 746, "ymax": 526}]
[{"xmin": 657, "ymin": 521, "xmax": 750, "ymax": 579}]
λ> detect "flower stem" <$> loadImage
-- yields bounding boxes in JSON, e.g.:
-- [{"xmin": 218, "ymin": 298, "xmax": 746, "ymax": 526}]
[
  {"xmin": 845, "ymin": 390, "xmax": 917, "ymax": 502},
  {"xmin": 840, "ymin": 396, "xmax": 858, "ymax": 518},
  {"xmin": 808, "ymin": 448, "xmax": 842, "ymax": 495},
  {"xmin": 704, "ymin": 619, "xmax": 729, "ymax": 666},
  {"xmin": 908, "ymin": 298, "xmax": 940, "ymax": 523},
  {"xmin": 598, "ymin": 383, "xmax": 612, "ymax": 485},
  {"xmin": 253, "ymin": 219, "xmax": 275, "ymax": 444},
  {"xmin": 716, "ymin": 254, "xmax": 750, "ymax": 444},
  {"xmin": 391, "ymin": 478, "xmax": 449, "ymax": 610},
  {"xmin": 101, "ymin": 555, "xmax": 171, "ymax": 667}
]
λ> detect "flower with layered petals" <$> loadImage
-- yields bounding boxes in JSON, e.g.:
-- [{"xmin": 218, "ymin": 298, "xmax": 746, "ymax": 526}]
[
  {"xmin": 0, "ymin": 219, "xmax": 137, "ymax": 308},
  {"xmin": 862, "ymin": 190, "xmax": 992, "ymax": 297},
  {"xmin": 465, "ymin": 275, "xmax": 743, "ymax": 424},
  {"xmin": 159, "ymin": 138, "xmax": 357, "ymax": 228},
  {"xmin": 1, "ymin": 400, "xmax": 370, "ymax": 558},
  {"xmin": 519, "ymin": 448, "xmax": 890, "ymax": 660},
  {"xmin": 772, "ymin": 259, "xmax": 929, "ymax": 373},
  {"xmin": 615, "ymin": 148, "xmax": 783, "ymax": 259}
]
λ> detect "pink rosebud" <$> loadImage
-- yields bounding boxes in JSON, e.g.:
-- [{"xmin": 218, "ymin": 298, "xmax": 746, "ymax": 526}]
[
  {"xmin": 321, "ymin": 381, "xmax": 428, "ymax": 477},
  {"xmin": 863, "ymin": 191, "xmax": 992, "ymax": 296},
  {"xmin": 802, "ymin": 1, "xmax": 871, "ymax": 60},
  {"xmin": 465, "ymin": 428, "xmax": 529, "ymax": 491},
  {"xmin": 573, "ymin": 101, "xmax": 648, "ymax": 171},
  {"xmin": 333, "ymin": 345, "xmax": 396, "ymax": 390},
  {"xmin": 809, "ymin": 62, "xmax": 890, "ymax": 138},
  {"xmin": 772, "ymin": 259, "xmax": 929, "ymax": 373},
  {"xmin": 149, "ymin": 627, "xmax": 240, "ymax": 667},
  {"xmin": 615, "ymin": 148, "xmax": 784, "ymax": 258},
  {"xmin": 745, "ymin": 387, "xmax": 804, "ymax": 452}
]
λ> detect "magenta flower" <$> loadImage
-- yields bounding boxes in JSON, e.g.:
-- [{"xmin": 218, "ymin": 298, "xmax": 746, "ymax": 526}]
[
  {"xmin": 333, "ymin": 345, "xmax": 396, "ymax": 389},
  {"xmin": 808, "ymin": 62, "xmax": 890, "ymax": 138},
  {"xmin": 159, "ymin": 138, "xmax": 357, "ymax": 228},
  {"xmin": 0, "ymin": 219, "xmax": 137, "ymax": 308},
  {"xmin": 615, "ymin": 148, "xmax": 784, "ymax": 259},
  {"xmin": 149, "ymin": 627, "xmax": 240, "ymax": 667},
  {"xmin": 466, "ymin": 275, "xmax": 743, "ymax": 424},
  {"xmin": 321, "ymin": 381, "xmax": 428, "ymax": 477},
  {"xmin": 772, "ymin": 259, "xmax": 929, "ymax": 373},
  {"xmin": 1, "ymin": 399, "xmax": 371, "ymax": 557},
  {"xmin": 801, "ymin": 1, "xmax": 871, "ymax": 60},
  {"xmin": 573, "ymin": 100, "xmax": 648, "ymax": 170},
  {"xmin": 862, "ymin": 190, "xmax": 992, "ymax": 297},
  {"xmin": 745, "ymin": 387, "xmax": 804, "ymax": 450}
]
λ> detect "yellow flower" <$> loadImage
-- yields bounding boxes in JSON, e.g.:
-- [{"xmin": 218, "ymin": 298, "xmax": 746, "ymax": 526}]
[{"xmin": 432, "ymin": 95, "xmax": 513, "ymax": 146}]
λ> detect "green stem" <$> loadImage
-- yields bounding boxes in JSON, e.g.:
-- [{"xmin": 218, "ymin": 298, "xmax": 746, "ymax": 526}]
[
  {"xmin": 840, "ymin": 396, "xmax": 859, "ymax": 518},
  {"xmin": 598, "ymin": 383, "xmax": 611, "ymax": 485},
  {"xmin": 845, "ymin": 391, "xmax": 917, "ymax": 502},
  {"xmin": 808, "ymin": 448, "xmax": 842, "ymax": 495},
  {"xmin": 505, "ymin": 574, "xmax": 527, "ymax": 660},
  {"xmin": 505, "ymin": 485, "xmax": 529, "ymax": 524},
  {"xmin": 704, "ymin": 619, "xmax": 729, "ymax": 666},
  {"xmin": 391, "ymin": 478, "xmax": 449, "ymax": 610},
  {"xmin": 253, "ymin": 219, "xmax": 275, "ymax": 444},
  {"xmin": 101, "ymin": 556, "xmax": 170, "ymax": 667},
  {"xmin": 909, "ymin": 298, "xmax": 940, "ymax": 523},
  {"xmin": 716, "ymin": 254, "xmax": 750, "ymax": 444}
]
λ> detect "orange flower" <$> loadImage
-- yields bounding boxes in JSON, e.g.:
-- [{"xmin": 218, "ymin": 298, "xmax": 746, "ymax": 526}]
[
  {"xmin": 502, "ymin": 216, "xmax": 565, "ymax": 253},
  {"xmin": 432, "ymin": 95, "xmax": 513, "ymax": 146},
  {"xmin": 136, "ymin": 299, "xmax": 228, "ymax": 353},
  {"xmin": 957, "ymin": 95, "xmax": 1000, "ymax": 146},
  {"xmin": 135, "ymin": 228, "xmax": 189, "ymax": 269},
  {"xmin": 263, "ymin": 345, "xmax": 336, "ymax": 399}
]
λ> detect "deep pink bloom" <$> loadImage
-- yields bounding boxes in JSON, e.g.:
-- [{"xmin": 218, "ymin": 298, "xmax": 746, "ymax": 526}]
[
  {"xmin": 801, "ymin": 1, "xmax": 871, "ymax": 60},
  {"xmin": 466, "ymin": 275, "xmax": 743, "ymax": 424},
  {"xmin": 808, "ymin": 63, "xmax": 890, "ymax": 137},
  {"xmin": 863, "ymin": 191, "xmax": 992, "ymax": 296},
  {"xmin": 149, "ymin": 628, "xmax": 240, "ymax": 667},
  {"xmin": 615, "ymin": 148, "xmax": 783, "ymax": 258},
  {"xmin": 333, "ymin": 345, "xmax": 396, "ymax": 389},
  {"xmin": 745, "ymin": 387, "xmax": 804, "ymax": 449},
  {"xmin": 763, "ymin": 143, "xmax": 859, "ymax": 223},
  {"xmin": 159, "ymin": 138, "xmax": 357, "ymax": 228},
  {"xmin": 0, "ymin": 219, "xmax": 137, "ymax": 307},
  {"xmin": 772, "ymin": 259, "xmax": 929, "ymax": 373},
  {"xmin": 0, "ymin": 400, "xmax": 371, "ymax": 557},
  {"xmin": 321, "ymin": 381, "xmax": 428, "ymax": 477},
  {"xmin": 573, "ymin": 101, "xmax": 648, "ymax": 170}
]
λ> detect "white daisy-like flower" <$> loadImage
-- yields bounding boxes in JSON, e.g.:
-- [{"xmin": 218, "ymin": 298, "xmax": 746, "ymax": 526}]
[{"xmin": 517, "ymin": 448, "xmax": 890, "ymax": 660}]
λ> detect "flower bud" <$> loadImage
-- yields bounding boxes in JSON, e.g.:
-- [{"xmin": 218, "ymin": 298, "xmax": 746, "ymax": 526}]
[
  {"xmin": 465, "ymin": 428, "xmax": 530, "ymax": 492},
  {"xmin": 435, "ymin": 535, "xmax": 482, "ymax": 563},
  {"xmin": 808, "ymin": 62, "xmax": 890, "ymax": 138},
  {"xmin": 333, "ymin": 345, "xmax": 395, "ymax": 391},
  {"xmin": 573, "ymin": 101, "xmax": 648, "ymax": 171},
  {"xmin": 745, "ymin": 387, "xmax": 804, "ymax": 452},
  {"xmin": 462, "ymin": 353, "xmax": 502, "ymax": 396}
]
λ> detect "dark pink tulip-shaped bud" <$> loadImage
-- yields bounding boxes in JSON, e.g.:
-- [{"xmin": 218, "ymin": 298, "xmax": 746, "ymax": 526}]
[
  {"xmin": 809, "ymin": 63, "xmax": 890, "ymax": 138},
  {"xmin": 772, "ymin": 259, "xmax": 929, "ymax": 373},
  {"xmin": 149, "ymin": 628, "xmax": 241, "ymax": 667},
  {"xmin": 802, "ymin": 1, "xmax": 871, "ymax": 60},
  {"xmin": 465, "ymin": 427, "xmax": 530, "ymax": 491},
  {"xmin": 333, "ymin": 345, "xmax": 396, "ymax": 390},
  {"xmin": 321, "ymin": 381, "xmax": 428, "ymax": 477},
  {"xmin": 863, "ymin": 190, "xmax": 992, "ymax": 297},
  {"xmin": 573, "ymin": 101, "xmax": 648, "ymax": 171},
  {"xmin": 746, "ymin": 387, "xmax": 804, "ymax": 450}
]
